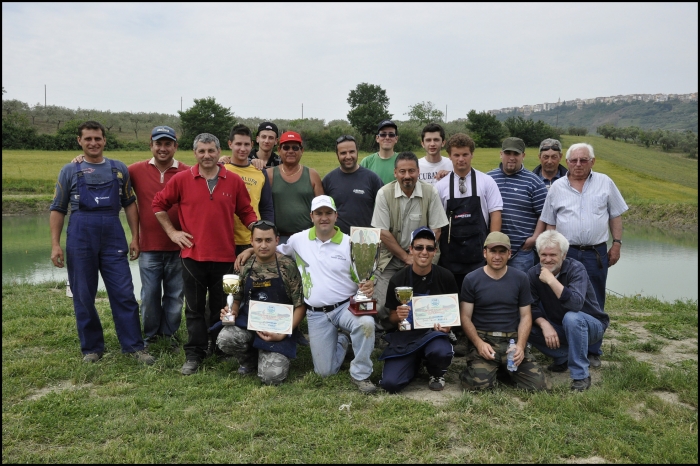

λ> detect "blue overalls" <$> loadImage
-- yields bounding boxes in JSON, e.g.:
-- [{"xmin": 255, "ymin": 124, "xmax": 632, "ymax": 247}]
[{"xmin": 66, "ymin": 161, "xmax": 144, "ymax": 355}]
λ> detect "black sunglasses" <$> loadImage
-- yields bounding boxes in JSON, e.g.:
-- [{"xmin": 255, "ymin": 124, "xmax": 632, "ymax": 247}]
[
  {"xmin": 251, "ymin": 219, "xmax": 278, "ymax": 235},
  {"xmin": 281, "ymin": 144, "xmax": 301, "ymax": 151},
  {"xmin": 336, "ymin": 135, "xmax": 356, "ymax": 145},
  {"xmin": 378, "ymin": 132, "xmax": 397, "ymax": 138},
  {"xmin": 540, "ymin": 145, "xmax": 561, "ymax": 152},
  {"xmin": 412, "ymin": 245, "xmax": 436, "ymax": 252}
]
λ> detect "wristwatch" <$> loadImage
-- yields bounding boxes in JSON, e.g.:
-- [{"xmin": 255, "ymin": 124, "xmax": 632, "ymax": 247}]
[{"xmin": 612, "ymin": 239, "xmax": 622, "ymax": 245}]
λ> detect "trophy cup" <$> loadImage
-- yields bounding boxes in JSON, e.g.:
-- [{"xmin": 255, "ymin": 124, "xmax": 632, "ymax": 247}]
[
  {"xmin": 222, "ymin": 274, "xmax": 241, "ymax": 325},
  {"xmin": 394, "ymin": 286, "xmax": 413, "ymax": 331},
  {"xmin": 349, "ymin": 227, "xmax": 381, "ymax": 316}
]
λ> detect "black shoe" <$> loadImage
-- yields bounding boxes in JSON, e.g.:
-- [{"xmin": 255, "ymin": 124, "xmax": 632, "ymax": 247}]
[
  {"xmin": 588, "ymin": 354, "xmax": 601, "ymax": 368},
  {"xmin": 571, "ymin": 376, "xmax": 591, "ymax": 391},
  {"xmin": 297, "ymin": 333, "xmax": 310, "ymax": 346},
  {"xmin": 547, "ymin": 361, "xmax": 569, "ymax": 372}
]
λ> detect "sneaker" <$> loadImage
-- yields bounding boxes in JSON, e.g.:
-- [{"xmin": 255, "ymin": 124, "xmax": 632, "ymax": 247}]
[
  {"xmin": 429, "ymin": 376, "xmax": 446, "ymax": 391},
  {"xmin": 82, "ymin": 353, "xmax": 102, "ymax": 363},
  {"xmin": 351, "ymin": 377, "xmax": 377, "ymax": 394},
  {"xmin": 547, "ymin": 361, "xmax": 569, "ymax": 372},
  {"xmin": 181, "ymin": 360, "xmax": 199, "ymax": 375},
  {"xmin": 571, "ymin": 376, "xmax": 592, "ymax": 391},
  {"xmin": 588, "ymin": 354, "xmax": 601, "ymax": 368},
  {"xmin": 447, "ymin": 330, "xmax": 458, "ymax": 343},
  {"xmin": 237, "ymin": 365, "xmax": 256, "ymax": 376},
  {"xmin": 297, "ymin": 332, "xmax": 310, "ymax": 346},
  {"xmin": 131, "ymin": 350, "xmax": 156, "ymax": 365}
]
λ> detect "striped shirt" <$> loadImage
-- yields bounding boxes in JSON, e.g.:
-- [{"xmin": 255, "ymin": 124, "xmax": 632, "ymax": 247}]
[
  {"xmin": 487, "ymin": 164, "xmax": 548, "ymax": 254},
  {"xmin": 540, "ymin": 171, "xmax": 628, "ymax": 245}
]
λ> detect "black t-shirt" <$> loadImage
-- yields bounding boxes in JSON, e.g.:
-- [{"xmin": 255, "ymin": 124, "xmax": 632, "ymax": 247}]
[
  {"xmin": 249, "ymin": 148, "xmax": 281, "ymax": 167},
  {"xmin": 322, "ymin": 167, "xmax": 384, "ymax": 235},
  {"xmin": 460, "ymin": 267, "xmax": 533, "ymax": 333},
  {"xmin": 382, "ymin": 264, "xmax": 458, "ymax": 328}
]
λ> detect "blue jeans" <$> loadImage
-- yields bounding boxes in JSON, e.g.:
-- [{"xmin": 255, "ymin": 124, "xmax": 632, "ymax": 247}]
[
  {"xmin": 567, "ymin": 245, "xmax": 608, "ymax": 355},
  {"xmin": 139, "ymin": 251, "xmax": 184, "ymax": 342},
  {"xmin": 380, "ymin": 337, "xmax": 453, "ymax": 393},
  {"xmin": 306, "ymin": 302, "xmax": 375, "ymax": 381},
  {"xmin": 508, "ymin": 249, "xmax": 535, "ymax": 274},
  {"xmin": 529, "ymin": 312, "xmax": 606, "ymax": 380}
]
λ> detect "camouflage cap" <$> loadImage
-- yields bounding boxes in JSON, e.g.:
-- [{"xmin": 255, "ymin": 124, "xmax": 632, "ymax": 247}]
[{"xmin": 539, "ymin": 138, "xmax": 562, "ymax": 152}]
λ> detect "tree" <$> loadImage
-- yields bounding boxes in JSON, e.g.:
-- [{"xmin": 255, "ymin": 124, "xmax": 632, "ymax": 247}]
[
  {"xmin": 405, "ymin": 101, "xmax": 444, "ymax": 125},
  {"xmin": 178, "ymin": 97, "xmax": 236, "ymax": 150},
  {"xmin": 503, "ymin": 116, "xmax": 560, "ymax": 147},
  {"xmin": 465, "ymin": 110, "xmax": 507, "ymax": 148},
  {"xmin": 346, "ymin": 83, "xmax": 392, "ymax": 150}
]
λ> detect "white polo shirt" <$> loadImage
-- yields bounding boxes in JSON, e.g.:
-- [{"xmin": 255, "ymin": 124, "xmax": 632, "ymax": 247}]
[{"xmin": 277, "ymin": 226, "xmax": 358, "ymax": 308}]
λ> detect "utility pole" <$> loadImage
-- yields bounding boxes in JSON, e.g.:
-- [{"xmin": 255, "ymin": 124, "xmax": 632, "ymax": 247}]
[
  {"xmin": 302, "ymin": 103, "xmax": 304, "ymax": 119},
  {"xmin": 44, "ymin": 85, "xmax": 46, "ymax": 107},
  {"xmin": 181, "ymin": 97, "xmax": 182, "ymax": 112}
]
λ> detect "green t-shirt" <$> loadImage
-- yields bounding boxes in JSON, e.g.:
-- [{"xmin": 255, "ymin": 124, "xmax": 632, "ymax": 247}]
[{"xmin": 359, "ymin": 152, "xmax": 398, "ymax": 185}]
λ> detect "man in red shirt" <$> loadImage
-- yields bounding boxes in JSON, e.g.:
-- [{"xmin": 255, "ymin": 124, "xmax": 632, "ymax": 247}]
[{"xmin": 153, "ymin": 133, "xmax": 258, "ymax": 375}]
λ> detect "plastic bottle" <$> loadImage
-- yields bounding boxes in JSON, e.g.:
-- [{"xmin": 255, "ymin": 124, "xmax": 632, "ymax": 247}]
[{"xmin": 507, "ymin": 339, "xmax": 517, "ymax": 372}]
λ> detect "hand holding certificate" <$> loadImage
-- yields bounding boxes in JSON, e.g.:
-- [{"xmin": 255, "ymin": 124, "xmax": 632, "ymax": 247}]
[
  {"xmin": 411, "ymin": 294, "xmax": 460, "ymax": 329},
  {"xmin": 247, "ymin": 300, "xmax": 294, "ymax": 335}
]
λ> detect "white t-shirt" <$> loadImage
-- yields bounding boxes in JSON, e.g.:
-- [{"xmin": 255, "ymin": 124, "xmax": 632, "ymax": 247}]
[
  {"xmin": 418, "ymin": 156, "xmax": 453, "ymax": 186},
  {"xmin": 435, "ymin": 169, "xmax": 503, "ymax": 228}
]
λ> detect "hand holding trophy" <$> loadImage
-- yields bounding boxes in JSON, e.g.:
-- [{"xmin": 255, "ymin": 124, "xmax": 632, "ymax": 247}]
[
  {"xmin": 349, "ymin": 227, "xmax": 381, "ymax": 316},
  {"xmin": 222, "ymin": 274, "xmax": 240, "ymax": 325},
  {"xmin": 394, "ymin": 286, "xmax": 413, "ymax": 331}
]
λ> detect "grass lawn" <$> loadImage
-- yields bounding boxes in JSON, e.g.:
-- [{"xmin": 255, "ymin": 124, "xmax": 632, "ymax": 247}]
[{"xmin": 2, "ymin": 282, "xmax": 697, "ymax": 463}]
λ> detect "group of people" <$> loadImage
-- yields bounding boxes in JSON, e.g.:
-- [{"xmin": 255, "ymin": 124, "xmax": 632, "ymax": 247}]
[{"xmin": 51, "ymin": 117, "xmax": 627, "ymax": 394}]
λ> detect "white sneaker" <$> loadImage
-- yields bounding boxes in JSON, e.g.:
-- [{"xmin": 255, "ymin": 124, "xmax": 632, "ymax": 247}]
[{"xmin": 429, "ymin": 375, "xmax": 445, "ymax": 391}]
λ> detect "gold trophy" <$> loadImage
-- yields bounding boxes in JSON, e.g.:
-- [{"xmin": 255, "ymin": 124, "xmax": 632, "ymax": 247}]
[
  {"xmin": 222, "ymin": 274, "xmax": 241, "ymax": 325},
  {"xmin": 394, "ymin": 286, "xmax": 413, "ymax": 331},
  {"xmin": 349, "ymin": 227, "xmax": 381, "ymax": 316}
]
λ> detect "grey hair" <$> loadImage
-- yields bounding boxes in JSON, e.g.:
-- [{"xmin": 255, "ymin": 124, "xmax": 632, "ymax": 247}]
[
  {"xmin": 536, "ymin": 230, "xmax": 569, "ymax": 256},
  {"xmin": 193, "ymin": 133, "xmax": 221, "ymax": 150},
  {"xmin": 566, "ymin": 143, "xmax": 595, "ymax": 160}
]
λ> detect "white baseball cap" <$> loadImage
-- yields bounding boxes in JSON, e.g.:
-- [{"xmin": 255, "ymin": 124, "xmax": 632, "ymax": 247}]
[{"xmin": 310, "ymin": 195, "xmax": 337, "ymax": 212}]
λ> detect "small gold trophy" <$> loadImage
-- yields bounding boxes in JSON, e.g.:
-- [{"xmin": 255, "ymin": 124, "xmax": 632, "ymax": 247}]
[
  {"xmin": 222, "ymin": 274, "xmax": 241, "ymax": 326},
  {"xmin": 394, "ymin": 286, "xmax": 413, "ymax": 331}
]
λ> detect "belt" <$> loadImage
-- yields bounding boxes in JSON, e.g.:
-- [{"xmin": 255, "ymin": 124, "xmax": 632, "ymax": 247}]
[
  {"xmin": 569, "ymin": 242, "xmax": 606, "ymax": 251},
  {"xmin": 477, "ymin": 330, "xmax": 518, "ymax": 338},
  {"xmin": 307, "ymin": 298, "xmax": 350, "ymax": 313}
]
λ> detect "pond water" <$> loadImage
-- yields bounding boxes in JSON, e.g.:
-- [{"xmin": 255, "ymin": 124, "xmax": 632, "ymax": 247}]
[{"xmin": 2, "ymin": 214, "xmax": 698, "ymax": 302}]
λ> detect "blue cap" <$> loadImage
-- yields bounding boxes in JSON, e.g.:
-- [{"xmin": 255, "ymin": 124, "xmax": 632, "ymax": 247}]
[
  {"xmin": 151, "ymin": 126, "xmax": 177, "ymax": 141},
  {"xmin": 377, "ymin": 119, "xmax": 398, "ymax": 133},
  {"xmin": 410, "ymin": 226, "xmax": 436, "ymax": 245}
]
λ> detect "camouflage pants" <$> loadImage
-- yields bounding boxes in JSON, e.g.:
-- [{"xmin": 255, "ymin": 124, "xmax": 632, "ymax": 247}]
[
  {"xmin": 216, "ymin": 326, "xmax": 290, "ymax": 386},
  {"xmin": 460, "ymin": 334, "xmax": 550, "ymax": 391}
]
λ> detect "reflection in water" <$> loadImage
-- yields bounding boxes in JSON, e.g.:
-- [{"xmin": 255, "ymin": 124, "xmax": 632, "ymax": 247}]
[{"xmin": 2, "ymin": 215, "xmax": 698, "ymax": 302}]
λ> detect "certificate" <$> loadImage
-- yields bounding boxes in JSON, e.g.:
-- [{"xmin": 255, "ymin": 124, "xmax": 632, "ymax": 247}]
[
  {"xmin": 247, "ymin": 300, "xmax": 294, "ymax": 335},
  {"xmin": 411, "ymin": 294, "xmax": 460, "ymax": 329}
]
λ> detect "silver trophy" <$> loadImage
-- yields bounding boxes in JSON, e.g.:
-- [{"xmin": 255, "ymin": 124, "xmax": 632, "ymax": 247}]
[
  {"xmin": 349, "ymin": 227, "xmax": 381, "ymax": 316},
  {"xmin": 222, "ymin": 274, "xmax": 241, "ymax": 325},
  {"xmin": 394, "ymin": 287, "xmax": 413, "ymax": 331}
]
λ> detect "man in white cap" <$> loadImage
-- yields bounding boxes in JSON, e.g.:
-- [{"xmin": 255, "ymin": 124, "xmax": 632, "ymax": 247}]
[{"xmin": 236, "ymin": 195, "xmax": 378, "ymax": 393}]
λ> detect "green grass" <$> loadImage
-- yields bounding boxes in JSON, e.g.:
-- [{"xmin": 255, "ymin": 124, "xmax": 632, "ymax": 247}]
[{"xmin": 2, "ymin": 282, "xmax": 697, "ymax": 463}]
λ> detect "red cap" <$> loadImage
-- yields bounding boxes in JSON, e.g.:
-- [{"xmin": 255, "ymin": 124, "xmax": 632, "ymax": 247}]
[{"xmin": 279, "ymin": 131, "xmax": 302, "ymax": 145}]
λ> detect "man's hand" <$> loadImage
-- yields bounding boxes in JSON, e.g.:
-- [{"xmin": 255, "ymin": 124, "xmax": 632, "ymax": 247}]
[
  {"xmin": 169, "ymin": 230, "xmax": 194, "ymax": 249},
  {"xmin": 358, "ymin": 280, "xmax": 374, "ymax": 298},
  {"xmin": 539, "ymin": 267, "xmax": 556, "ymax": 286},
  {"xmin": 477, "ymin": 340, "xmax": 497, "ymax": 360},
  {"xmin": 513, "ymin": 344, "xmax": 525, "ymax": 366},
  {"xmin": 435, "ymin": 169, "xmax": 450, "ymax": 182},
  {"xmin": 129, "ymin": 238, "xmax": 140, "ymax": 261},
  {"xmin": 521, "ymin": 236, "xmax": 536, "ymax": 251},
  {"xmin": 402, "ymin": 252, "xmax": 414, "ymax": 266},
  {"xmin": 256, "ymin": 331, "xmax": 286, "ymax": 342},
  {"xmin": 250, "ymin": 159, "xmax": 266, "ymax": 170},
  {"xmin": 395, "ymin": 304, "xmax": 410, "ymax": 321},
  {"xmin": 220, "ymin": 305, "xmax": 238, "ymax": 321},
  {"xmin": 234, "ymin": 247, "xmax": 254, "ymax": 272},
  {"xmin": 51, "ymin": 245, "xmax": 65, "ymax": 268},
  {"xmin": 539, "ymin": 320, "xmax": 560, "ymax": 349},
  {"xmin": 218, "ymin": 155, "xmax": 232, "ymax": 164},
  {"xmin": 608, "ymin": 243, "xmax": 621, "ymax": 267},
  {"xmin": 71, "ymin": 154, "xmax": 86, "ymax": 164},
  {"xmin": 433, "ymin": 323, "xmax": 450, "ymax": 334}
]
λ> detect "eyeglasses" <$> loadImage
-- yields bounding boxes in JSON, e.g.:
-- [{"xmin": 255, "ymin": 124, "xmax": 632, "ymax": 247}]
[
  {"xmin": 568, "ymin": 158, "xmax": 591, "ymax": 165},
  {"xmin": 412, "ymin": 245, "xmax": 436, "ymax": 252},
  {"xmin": 539, "ymin": 145, "xmax": 561, "ymax": 152},
  {"xmin": 281, "ymin": 144, "xmax": 301, "ymax": 152},
  {"xmin": 378, "ymin": 132, "xmax": 397, "ymax": 139},
  {"xmin": 458, "ymin": 177, "xmax": 467, "ymax": 194},
  {"xmin": 336, "ymin": 135, "xmax": 356, "ymax": 145}
]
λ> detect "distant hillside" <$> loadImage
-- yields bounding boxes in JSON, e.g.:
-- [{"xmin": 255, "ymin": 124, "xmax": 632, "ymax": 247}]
[{"xmin": 494, "ymin": 100, "xmax": 698, "ymax": 134}]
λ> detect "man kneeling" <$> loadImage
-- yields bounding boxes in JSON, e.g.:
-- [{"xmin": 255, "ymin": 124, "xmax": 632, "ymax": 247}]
[
  {"xmin": 527, "ymin": 230, "xmax": 608, "ymax": 391},
  {"xmin": 217, "ymin": 221, "xmax": 306, "ymax": 385},
  {"xmin": 379, "ymin": 227, "xmax": 459, "ymax": 393},
  {"xmin": 459, "ymin": 232, "xmax": 549, "ymax": 391}
]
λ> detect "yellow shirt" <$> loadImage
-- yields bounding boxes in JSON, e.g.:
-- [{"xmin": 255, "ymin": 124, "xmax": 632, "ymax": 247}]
[{"xmin": 224, "ymin": 163, "xmax": 266, "ymax": 246}]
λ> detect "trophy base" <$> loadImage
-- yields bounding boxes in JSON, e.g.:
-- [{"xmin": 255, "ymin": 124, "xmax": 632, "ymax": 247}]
[
  {"xmin": 222, "ymin": 316, "xmax": 236, "ymax": 326},
  {"xmin": 349, "ymin": 296, "xmax": 377, "ymax": 316}
]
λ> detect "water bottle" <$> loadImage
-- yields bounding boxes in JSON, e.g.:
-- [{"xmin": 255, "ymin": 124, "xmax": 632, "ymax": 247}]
[{"xmin": 507, "ymin": 339, "xmax": 517, "ymax": 372}]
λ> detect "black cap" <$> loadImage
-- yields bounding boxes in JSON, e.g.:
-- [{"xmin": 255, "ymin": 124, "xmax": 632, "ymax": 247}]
[
  {"xmin": 257, "ymin": 121, "xmax": 279, "ymax": 137},
  {"xmin": 377, "ymin": 119, "xmax": 398, "ymax": 134}
]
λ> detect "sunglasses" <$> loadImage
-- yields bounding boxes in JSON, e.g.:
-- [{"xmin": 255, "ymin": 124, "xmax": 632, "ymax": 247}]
[
  {"xmin": 281, "ymin": 144, "xmax": 301, "ymax": 151},
  {"xmin": 412, "ymin": 245, "xmax": 436, "ymax": 252},
  {"xmin": 336, "ymin": 135, "xmax": 356, "ymax": 145},
  {"xmin": 568, "ymin": 158, "xmax": 591, "ymax": 165},
  {"xmin": 458, "ymin": 176, "xmax": 467, "ymax": 194},
  {"xmin": 251, "ymin": 219, "xmax": 278, "ymax": 234},
  {"xmin": 378, "ymin": 132, "xmax": 397, "ymax": 138},
  {"xmin": 540, "ymin": 145, "xmax": 561, "ymax": 152}
]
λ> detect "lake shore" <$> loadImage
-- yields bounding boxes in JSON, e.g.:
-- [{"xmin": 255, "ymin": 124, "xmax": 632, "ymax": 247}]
[{"xmin": 3, "ymin": 195, "xmax": 698, "ymax": 231}]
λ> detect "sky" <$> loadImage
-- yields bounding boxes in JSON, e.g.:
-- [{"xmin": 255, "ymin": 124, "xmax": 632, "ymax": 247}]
[{"xmin": 2, "ymin": 2, "xmax": 698, "ymax": 122}]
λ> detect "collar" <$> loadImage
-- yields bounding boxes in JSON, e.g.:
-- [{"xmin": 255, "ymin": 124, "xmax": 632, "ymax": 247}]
[
  {"xmin": 393, "ymin": 179, "xmax": 424, "ymax": 199},
  {"xmin": 308, "ymin": 226, "xmax": 344, "ymax": 244},
  {"xmin": 149, "ymin": 157, "xmax": 180, "ymax": 169},
  {"xmin": 191, "ymin": 163, "xmax": 226, "ymax": 179}
]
